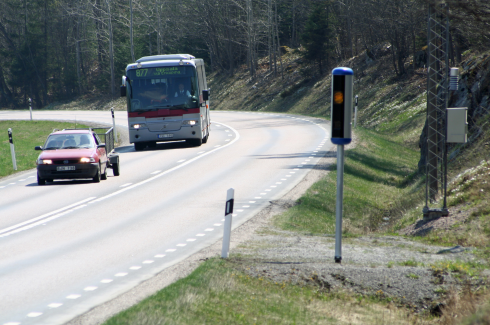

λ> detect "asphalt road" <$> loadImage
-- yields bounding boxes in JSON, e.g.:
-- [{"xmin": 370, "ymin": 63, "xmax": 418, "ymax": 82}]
[{"xmin": 0, "ymin": 110, "xmax": 331, "ymax": 325}]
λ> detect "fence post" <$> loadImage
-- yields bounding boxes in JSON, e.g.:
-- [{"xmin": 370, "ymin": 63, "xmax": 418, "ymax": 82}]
[
  {"xmin": 8, "ymin": 128, "xmax": 17, "ymax": 170},
  {"xmin": 221, "ymin": 188, "xmax": 235, "ymax": 258}
]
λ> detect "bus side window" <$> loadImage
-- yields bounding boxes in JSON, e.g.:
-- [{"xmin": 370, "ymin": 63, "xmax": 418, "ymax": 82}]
[
  {"xmin": 201, "ymin": 64, "xmax": 208, "ymax": 90},
  {"xmin": 196, "ymin": 65, "xmax": 203, "ymax": 95}
]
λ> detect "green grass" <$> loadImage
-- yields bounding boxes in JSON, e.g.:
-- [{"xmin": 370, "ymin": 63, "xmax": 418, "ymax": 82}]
[
  {"xmin": 406, "ymin": 273, "xmax": 419, "ymax": 279},
  {"xmin": 104, "ymin": 257, "xmax": 420, "ymax": 325},
  {"xmin": 398, "ymin": 260, "xmax": 424, "ymax": 267},
  {"xmin": 273, "ymin": 127, "xmax": 423, "ymax": 235},
  {"xmin": 0, "ymin": 120, "xmax": 89, "ymax": 178}
]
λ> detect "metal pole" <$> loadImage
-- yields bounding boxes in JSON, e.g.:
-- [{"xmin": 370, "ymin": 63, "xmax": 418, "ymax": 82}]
[
  {"xmin": 334, "ymin": 145, "xmax": 344, "ymax": 263},
  {"xmin": 111, "ymin": 107, "xmax": 117, "ymax": 143},
  {"xmin": 443, "ymin": 5, "xmax": 450, "ymax": 212},
  {"xmin": 29, "ymin": 98, "xmax": 32, "ymax": 121},
  {"xmin": 8, "ymin": 128, "xmax": 17, "ymax": 170},
  {"xmin": 221, "ymin": 188, "xmax": 235, "ymax": 258}
]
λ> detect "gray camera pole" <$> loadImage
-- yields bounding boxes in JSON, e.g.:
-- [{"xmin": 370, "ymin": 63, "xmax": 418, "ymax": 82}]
[
  {"xmin": 334, "ymin": 145, "xmax": 345, "ymax": 263},
  {"xmin": 8, "ymin": 128, "xmax": 17, "ymax": 170}
]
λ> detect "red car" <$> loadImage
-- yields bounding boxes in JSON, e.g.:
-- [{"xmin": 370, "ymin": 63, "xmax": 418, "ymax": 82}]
[{"xmin": 35, "ymin": 129, "xmax": 112, "ymax": 185}]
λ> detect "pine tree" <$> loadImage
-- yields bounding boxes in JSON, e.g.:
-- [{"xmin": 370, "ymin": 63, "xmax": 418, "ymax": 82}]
[{"xmin": 301, "ymin": 2, "xmax": 335, "ymax": 75}]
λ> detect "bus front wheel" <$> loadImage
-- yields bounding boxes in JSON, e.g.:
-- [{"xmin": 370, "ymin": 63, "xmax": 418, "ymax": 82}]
[
  {"xmin": 134, "ymin": 142, "xmax": 145, "ymax": 151},
  {"xmin": 188, "ymin": 138, "xmax": 202, "ymax": 147}
]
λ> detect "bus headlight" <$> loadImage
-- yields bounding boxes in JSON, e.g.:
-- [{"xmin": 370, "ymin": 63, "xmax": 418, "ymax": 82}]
[
  {"xmin": 182, "ymin": 120, "xmax": 198, "ymax": 126},
  {"xmin": 80, "ymin": 157, "xmax": 96, "ymax": 163},
  {"xmin": 132, "ymin": 123, "xmax": 146, "ymax": 129}
]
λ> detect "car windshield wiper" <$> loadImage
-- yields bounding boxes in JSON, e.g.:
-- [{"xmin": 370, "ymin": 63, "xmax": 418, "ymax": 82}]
[
  {"xmin": 62, "ymin": 146, "xmax": 79, "ymax": 149},
  {"xmin": 43, "ymin": 147, "xmax": 60, "ymax": 150}
]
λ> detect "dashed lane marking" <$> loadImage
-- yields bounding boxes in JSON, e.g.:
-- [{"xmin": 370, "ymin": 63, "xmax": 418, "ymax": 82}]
[{"xmin": 48, "ymin": 303, "xmax": 63, "ymax": 308}]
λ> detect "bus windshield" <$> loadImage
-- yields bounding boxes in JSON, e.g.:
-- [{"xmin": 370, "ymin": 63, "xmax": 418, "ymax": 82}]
[{"xmin": 127, "ymin": 66, "xmax": 199, "ymax": 112}]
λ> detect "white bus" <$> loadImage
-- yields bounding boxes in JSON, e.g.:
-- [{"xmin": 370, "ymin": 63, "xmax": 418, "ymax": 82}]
[{"xmin": 121, "ymin": 54, "xmax": 210, "ymax": 151}]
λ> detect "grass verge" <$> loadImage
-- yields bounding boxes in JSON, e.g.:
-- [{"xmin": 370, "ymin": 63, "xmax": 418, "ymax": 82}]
[
  {"xmin": 273, "ymin": 127, "xmax": 423, "ymax": 235},
  {"xmin": 104, "ymin": 257, "xmax": 424, "ymax": 325},
  {"xmin": 0, "ymin": 120, "xmax": 88, "ymax": 178}
]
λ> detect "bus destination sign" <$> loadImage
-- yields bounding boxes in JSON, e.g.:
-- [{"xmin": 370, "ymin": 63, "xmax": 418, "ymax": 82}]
[{"xmin": 135, "ymin": 67, "xmax": 182, "ymax": 78}]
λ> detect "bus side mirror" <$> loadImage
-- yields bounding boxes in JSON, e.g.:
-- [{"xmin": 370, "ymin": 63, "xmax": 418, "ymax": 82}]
[
  {"xmin": 202, "ymin": 89, "xmax": 210, "ymax": 101},
  {"xmin": 121, "ymin": 76, "xmax": 127, "ymax": 97}
]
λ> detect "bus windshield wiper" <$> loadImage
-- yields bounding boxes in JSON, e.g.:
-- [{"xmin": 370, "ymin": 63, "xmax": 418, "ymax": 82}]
[
  {"xmin": 150, "ymin": 105, "xmax": 172, "ymax": 109},
  {"xmin": 170, "ymin": 104, "xmax": 188, "ymax": 111}
]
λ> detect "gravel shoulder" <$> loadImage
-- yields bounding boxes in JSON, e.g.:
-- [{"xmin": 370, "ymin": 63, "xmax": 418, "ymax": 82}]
[{"xmin": 67, "ymin": 126, "xmax": 487, "ymax": 324}]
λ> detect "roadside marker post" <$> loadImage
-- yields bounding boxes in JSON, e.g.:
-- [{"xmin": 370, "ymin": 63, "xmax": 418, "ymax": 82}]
[
  {"xmin": 330, "ymin": 67, "xmax": 354, "ymax": 264},
  {"xmin": 221, "ymin": 188, "xmax": 235, "ymax": 258},
  {"xmin": 8, "ymin": 128, "xmax": 17, "ymax": 170},
  {"xmin": 111, "ymin": 107, "xmax": 117, "ymax": 143},
  {"xmin": 29, "ymin": 98, "xmax": 32, "ymax": 121},
  {"xmin": 354, "ymin": 95, "xmax": 358, "ymax": 128}
]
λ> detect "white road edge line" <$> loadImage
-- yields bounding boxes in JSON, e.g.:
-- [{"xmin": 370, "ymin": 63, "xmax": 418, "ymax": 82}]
[{"xmin": 0, "ymin": 197, "xmax": 97, "ymax": 236}]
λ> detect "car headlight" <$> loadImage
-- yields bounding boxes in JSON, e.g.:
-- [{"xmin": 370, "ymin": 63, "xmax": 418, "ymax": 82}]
[
  {"xmin": 182, "ymin": 120, "xmax": 198, "ymax": 126},
  {"xmin": 80, "ymin": 157, "xmax": 96, "ymax": 163},
  {"xmin": 38, "ymin": 159, "xmax": 52, "ymax": 164},
  {"xmin": 132, "ymin": 123, "xmax": 146, "ymax": 129}
]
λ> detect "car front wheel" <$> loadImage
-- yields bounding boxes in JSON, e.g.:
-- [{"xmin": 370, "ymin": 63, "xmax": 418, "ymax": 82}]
[
  {"xmin": 101, "ymin": 163, "xmax": 108, "ymax": 180},
  {"xmin": 93, "ymin": 165, "xmax": 101, "ymax": 183},
  {"xmin": 37, "ymin": 173, "xmax": 46, "ymax": 186}
]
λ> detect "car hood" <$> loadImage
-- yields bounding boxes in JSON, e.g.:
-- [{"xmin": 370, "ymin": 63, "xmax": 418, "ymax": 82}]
[{"xmin": 39, "ymin": 148, "xmax": 97, "ymax": 159}]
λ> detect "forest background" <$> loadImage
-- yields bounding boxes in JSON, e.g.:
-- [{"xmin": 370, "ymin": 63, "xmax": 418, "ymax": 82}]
[{"xmin": 0, "ymin": 0, "xmax": 489, "ymax": 110}]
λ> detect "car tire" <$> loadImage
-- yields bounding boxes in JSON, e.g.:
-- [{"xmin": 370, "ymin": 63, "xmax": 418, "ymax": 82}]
[
  {"xmin": 134, "ymin": 142, "xmax": 145, "ymax": 151},
  {"xmin": 37, "ymin": 173, "xmax": 46, "ymax": 186},
  {"xmin": 93, "ymin": 165, "xmax": 101, "ymax": 183},
  {"xmin": 113, "ymin": 162, "xmax": 120, "ymax": 176},
  {"xmin": 46, "ymin": 179, "xmax": 53, "ymax": 183},
  {"xmin": 101, "ymin": 163, "xmax": 108, "ymax": 180}
]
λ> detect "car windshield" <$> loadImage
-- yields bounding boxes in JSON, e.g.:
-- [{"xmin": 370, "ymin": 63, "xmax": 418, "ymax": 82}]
[
  {"xmin": 127, "ymin": 66, "xmax": 199, "ymax": 113},
  {"xmin": 44, "ymin": 134, "xmax": 95, "ymax": 149}
]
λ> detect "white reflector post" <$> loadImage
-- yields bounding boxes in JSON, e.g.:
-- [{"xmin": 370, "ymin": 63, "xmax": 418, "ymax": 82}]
[
  {"xmin": 29, "ymin": 98, "xmax": 32, "ymax": 121},
  {"xmin": 111, "ymin": 107, "xmax": 117, "ymax": 143},
  {"xmin": 354, "ymin": 95, "xmax": 358, "ymax": 128},
  {"xmin": 8, "ymin": 128, "xmax": 17, "ymax": 170},
  {"xmin": 221, "ymin": 188, "xmax": 235, "ymax": 258}
]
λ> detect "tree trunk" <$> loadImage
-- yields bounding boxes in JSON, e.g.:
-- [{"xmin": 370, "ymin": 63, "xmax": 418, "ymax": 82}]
[
  {"xmin": 105, "ymin": 0, "xmax": 115, "ymax": 96},
  {"xmin": 130, "ymin": 0, "xmax": 135, "ymax": 62}
]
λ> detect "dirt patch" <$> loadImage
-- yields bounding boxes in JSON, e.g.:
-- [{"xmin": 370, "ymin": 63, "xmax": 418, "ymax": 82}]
[{"xmin": 399, "ymin": 204, "xmax": 477, "ymax": 237}]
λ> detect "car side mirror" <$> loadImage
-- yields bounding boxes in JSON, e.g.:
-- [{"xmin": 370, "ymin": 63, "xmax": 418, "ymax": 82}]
[
  {"xmin": 35, "ymin": 146, "xmax": 43, "ymax": 151},
  {"xmin": 202, "ymin": 89, "xmax": 210, "ymax": 101},
  {"xmin": 98, "ymin": 143, "xmax": 106, "ymax": 149}
]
